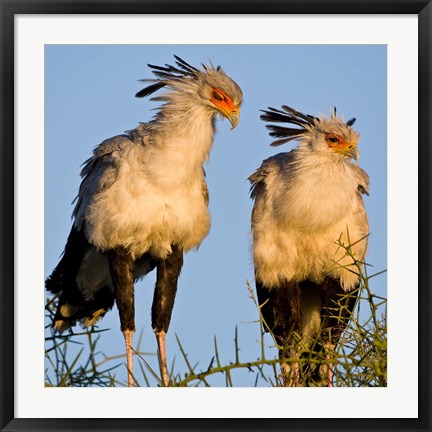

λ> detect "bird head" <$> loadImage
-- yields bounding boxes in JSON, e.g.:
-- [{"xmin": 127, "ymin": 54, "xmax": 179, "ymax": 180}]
[
  {"xmin": 201, "ymin": 67, "xmax": 243, "ymax": 129},
  {"xmin": 308, "ymin": 109, "xmax": 360, "ymax": 162},
  {"xmin": 136, "ymin": 55, "xmax": 242, "ymax": 129},
  {"xmin": 260, "ymin": 105, "xmax": 360, "ymax": 162}
]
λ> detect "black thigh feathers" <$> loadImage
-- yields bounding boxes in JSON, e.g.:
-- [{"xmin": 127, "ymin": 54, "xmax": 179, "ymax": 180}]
[{"xmin": 256, "ymin": 276, "xmax": 359, "ymax": 385}]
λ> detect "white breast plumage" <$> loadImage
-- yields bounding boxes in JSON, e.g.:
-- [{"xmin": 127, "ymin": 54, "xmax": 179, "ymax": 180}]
[
  {"xmin": 272, "ymin": 160, "xmax": 358, "ymax": 232},
  {"xmin": 252, "ymin": 151, "xmax": 368, "ymax": 291},
  {"xmin": 84, "ymin": 137, "xmax": 212, "ymax": 260}
]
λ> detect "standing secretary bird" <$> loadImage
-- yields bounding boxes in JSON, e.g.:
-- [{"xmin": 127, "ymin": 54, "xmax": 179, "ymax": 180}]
[
  {"xmin": 249, "ymin": 105, "xmax": 369, "ymax": 386},
  {"xmin": 46, "ymin": 55, "xmax": 242, "ymax": 387}
]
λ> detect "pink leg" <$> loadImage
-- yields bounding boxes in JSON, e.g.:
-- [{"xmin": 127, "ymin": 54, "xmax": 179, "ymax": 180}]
[
  {"xmin": 123, "ymin": 329, "xmax": 134, "ymax": 387},
  {"xmin": 326, "ymin": 353, "xmax": 334, "ymax": 387},
  {"xmin": 280, "ymin": 352, "xmax": 302, "ymax": 387},
  {"xmin": 292, "ymin": 351, "xmax": 302, "ymax": 386},
  {"xmin": 156, "ymin": 331, "xmax": 169, "ymax": 387},
  {"xmin": 293, "ymin": 358, "xmax": 301, "ymax": 386}
]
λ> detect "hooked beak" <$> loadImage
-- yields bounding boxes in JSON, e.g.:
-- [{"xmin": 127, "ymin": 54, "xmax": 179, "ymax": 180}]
[
  {"xmin": 210, "ymin": 96, "xmax": 240, "ymax": 129},
  {"xmin": 332, "ymin": 142, "xmax": 359, "ymax": 163},
  {"xmin": 215, "ymin": 105, "xmax": 240, "ymax": 129},
  {"xmin": 342, "ymin": 145, "xmax": 359, "ymax": 163},
  {"xmin": 226, "ymin": 110, "xmax": 240, "ymax": 129}
]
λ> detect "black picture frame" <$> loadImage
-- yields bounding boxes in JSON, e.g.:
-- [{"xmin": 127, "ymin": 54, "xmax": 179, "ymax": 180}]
[{"xmin": 1, "ymin": 1, "xmax": 430, "ymax": 431}]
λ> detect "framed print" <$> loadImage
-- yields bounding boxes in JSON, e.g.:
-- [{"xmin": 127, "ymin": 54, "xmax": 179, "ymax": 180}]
[{"xmin": 1, "ymin": 1, "xmax": 431, "ymax": 431}]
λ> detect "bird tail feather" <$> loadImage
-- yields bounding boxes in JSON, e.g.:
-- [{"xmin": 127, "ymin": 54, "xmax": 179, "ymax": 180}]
[{"xmin": 46, "ymin": 226, "xmax": 115, "ymax": 331}]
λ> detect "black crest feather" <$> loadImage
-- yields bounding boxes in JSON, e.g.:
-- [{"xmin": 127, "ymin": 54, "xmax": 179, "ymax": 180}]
[
  {"xmin": 174, "ymin": 55, "xmax": 199, "ymax": 73},
  {"xmin": 260, "ymin": 105, "xmax": 318, "ymax": 147},
  {"xmin": 135, "ymin": 55, "xmax": 200, "ymax": 99},
  {"xmin": 346, "ymin": 117, "xmax": 357, "ymax": 127},
  {"xmin": 135, "ymin": 82, "xmax": 166, "ymax": 98}
]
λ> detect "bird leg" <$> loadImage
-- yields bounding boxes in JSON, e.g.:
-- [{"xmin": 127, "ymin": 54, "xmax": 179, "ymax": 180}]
[
  {"xmin": 123, "ymin": 328, "xmax": 135, "ymax": 387},
  {"xmin": 156, "ymin": 330, "xmax": 168, "ymax": 387},
  {"xmin": 273, "ymin": 280, "xmax": 302, "ymax": 387},
  {"xmin": 256, "ymin": 278, "xmax": 304, "ymax": 386},
  {"xmin": 279, "ymin": 350, "xmax": 301, "ymax": 387},
  {"xmin": 292, "ymin": 353, "xmax": 301, "ymax": 386},
  {"xmin": 151, "ymin": 245, "xmax": 184, "ymax": 387},
  {"xmin": 108, "ymin": 247, "xmax": 136, "ymax": 387},
  {"xmin": 325, "ymin": 353, "xmax": 334, "ymax": 387},
  {"xmin": 320, "ymin": 277, "xmax": 359, "ymax": 387}
]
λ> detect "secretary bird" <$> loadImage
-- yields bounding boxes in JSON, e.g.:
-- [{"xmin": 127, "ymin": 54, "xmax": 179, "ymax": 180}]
[
  {"xmin": 46, "ymin": 55, "xmax": 242, "ymax": 387},
  {"xmin": 249, "ymin": 105, "xmax": 369, "ymax": 386}
]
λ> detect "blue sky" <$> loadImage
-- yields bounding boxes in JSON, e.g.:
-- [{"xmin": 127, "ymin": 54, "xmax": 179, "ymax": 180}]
[{"xmin": 45, "ymin": 44, "xmax": 387, "ymax": 387}]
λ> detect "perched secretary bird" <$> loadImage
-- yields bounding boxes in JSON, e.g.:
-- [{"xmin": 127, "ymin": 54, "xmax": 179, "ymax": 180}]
[
  {"xmin": 249, "ymin": 105, "xmax": 369, "ymax": 386},
  {"xmin": 46, "ymin": 55, "xmax": 242, "ymax": 387}
]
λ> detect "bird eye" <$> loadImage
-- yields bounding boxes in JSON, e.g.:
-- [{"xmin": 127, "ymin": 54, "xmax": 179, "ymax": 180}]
[
  {"xmin": 212, "ymin": 91, "xmax": 224, "ymax": 101},
  {"xmin": 326, "ymin": 135, "xmax": 340, "ymax": 144}
]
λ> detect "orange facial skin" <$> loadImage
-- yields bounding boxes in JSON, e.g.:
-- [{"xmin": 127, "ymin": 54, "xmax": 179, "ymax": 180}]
[
  {"xmin": 325, "ymin": 133, "xmax": 356, "ymax": 150},
  {"xmin": 325, "ymin": 133, "xmax": 359, "ymax": 162},
  {"xmin": 210, "ymin": 88, "xmax": 239, "ymax": 114}
]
